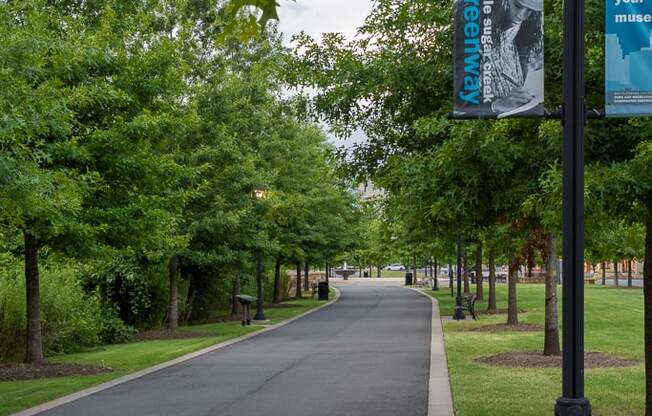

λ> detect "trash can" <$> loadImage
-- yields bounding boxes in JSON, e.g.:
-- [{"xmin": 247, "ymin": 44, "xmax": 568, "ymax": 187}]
[
  {"xmin": 405, "ymin": 272, "xmax": 413, "ymax": 286},
  {"xmin": 363, "ymin": 271, "xmax": 369, "ymax": 278},
  {"xmin": 318, "ymin": 281, "xmax": 329, "ymax": 301}
]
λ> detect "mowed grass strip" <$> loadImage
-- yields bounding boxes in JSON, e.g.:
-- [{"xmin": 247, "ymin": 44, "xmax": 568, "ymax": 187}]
[
  {"xmin": 430, "ymin": 284, "xmax": 643, "ymax": 416},
  {"xmin": 0, "ymin": 292, "xmax": 332, "ymax": 416}
]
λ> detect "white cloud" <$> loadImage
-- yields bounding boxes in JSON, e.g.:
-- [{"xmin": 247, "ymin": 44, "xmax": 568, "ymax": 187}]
[
  {"xmin": 277, "ymin": 0, "xmax": 374, "ymax": 43},
  {"xmin": 278, "ymin": 0, "xmax": 374, "ymax": 148}
]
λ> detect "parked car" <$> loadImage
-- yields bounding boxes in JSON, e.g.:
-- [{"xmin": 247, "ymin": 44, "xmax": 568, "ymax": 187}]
[{"xmin": 384, "ymin": 264, "xmax": 405, "ymax": 271}]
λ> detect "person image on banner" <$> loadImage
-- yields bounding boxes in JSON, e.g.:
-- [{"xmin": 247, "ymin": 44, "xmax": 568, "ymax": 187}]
[
  {"xmin": 488, "ymin": 0, "xmax": 544, "ymax": 117},
  {"xmin": 454, "ymin": 0, "xmax": 544, "ymax": 117}
]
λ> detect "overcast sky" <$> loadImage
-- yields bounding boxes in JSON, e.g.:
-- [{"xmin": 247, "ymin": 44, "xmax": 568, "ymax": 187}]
[
  {"xmin": 277, "ymin": 1, "xmax": 374, "ymax": 148},
  {"xmin": 277, "ymin": 0, "xmax": 374, "ymax": 42}
]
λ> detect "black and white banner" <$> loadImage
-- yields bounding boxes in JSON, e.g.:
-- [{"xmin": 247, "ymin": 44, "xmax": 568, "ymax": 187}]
[{"xmin": 453, "ymin": 0, "xmax": 544, "ymax": 118}]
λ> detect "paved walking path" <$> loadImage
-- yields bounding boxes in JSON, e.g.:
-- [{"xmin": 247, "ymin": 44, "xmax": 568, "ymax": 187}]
[{"xmin": 34, "ymin": 284, "xmax": 452, "ymax": 416}]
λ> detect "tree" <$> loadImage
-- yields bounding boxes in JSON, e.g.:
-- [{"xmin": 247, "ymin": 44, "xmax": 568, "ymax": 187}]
[
  {"xmin": 0, "ymin": 0, "xmax": 190, "ymax": 361},
  {"xmin": 543, "ymin": 233, "xmax": 561, "ymax": 356},
  {"xmin": 475, "ymin": 241, "xmax": 483, "ymax": 301}
]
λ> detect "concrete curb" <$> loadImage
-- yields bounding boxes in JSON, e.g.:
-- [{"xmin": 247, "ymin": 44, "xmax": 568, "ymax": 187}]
[
  {"xmin": 407, "ymin": 287, "xmax": 455, "ymax": 416},
  {"xmin": 12, "ymin": 288, "xmax": 342, "ymax": 416}
]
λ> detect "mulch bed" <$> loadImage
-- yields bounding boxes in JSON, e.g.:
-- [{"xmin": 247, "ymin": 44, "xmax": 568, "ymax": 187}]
[
  {"xmin": 135, "ymin": 329, "xmax": 213, "ymax": 341},
  {"xmin": 476, "ymin": 351, "xmax": 640, "ymax": 369},
  {"xmin": 481, "ymin": 308, "xmax": 526, "ymax": 315},
  {"xmin": 467, "ymin": 323, "xmax": 544, "ymax": 332},
  {"xmin": 0, "ymin": 363, "xmax": 113, "ymax": 382}
]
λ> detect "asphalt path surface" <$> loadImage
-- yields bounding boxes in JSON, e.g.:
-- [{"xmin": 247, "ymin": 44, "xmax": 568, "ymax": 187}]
[{"xmin": 39, "ymin": 285, "xmax": 431, "ymax": 416}]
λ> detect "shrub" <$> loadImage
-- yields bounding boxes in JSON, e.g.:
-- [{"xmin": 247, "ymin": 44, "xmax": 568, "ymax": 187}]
[
  {"xmin": 83, "ymin": 258, "xmax": 168, "ymax": 329},
  {"xmin": 98, "ymin": 307, "xmax": 136, "ymax": 344},
  {"xmin": 0, "ymin": 255, "xmax": 111, "ymax": 361}
]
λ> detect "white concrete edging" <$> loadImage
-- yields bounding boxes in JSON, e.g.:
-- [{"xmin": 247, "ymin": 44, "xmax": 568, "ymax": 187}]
[
  {"xmin": 408, "ymin": 288, "xmax": 455, "ymax": 416},
  {"xmin": 12, "ymin": 288, "xmax": 342, "ymax": 416}
]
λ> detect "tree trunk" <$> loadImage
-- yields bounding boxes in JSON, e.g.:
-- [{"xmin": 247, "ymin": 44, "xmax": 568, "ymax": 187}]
[
  {"xmin": 413, "ymin": 254, "xmax": 417, "ymax": 285},
  {"xmin": 449, "ymin": 263, "xmax": 454, "ymax": 297},
  {"xmin": 326, "ymin": 264, "xmax": 330, "ymax": 283},
  {"xmin": 463, "ymin": 248, "xmax": 470, "ymax": 294},
  {"xmin": 488, "ymin": 249, "xmax": 497, "ymax": 312},
  {"xmin": 475, "ymin": 242, "xmax": 483, "ymax": 300},
  {"xmin": 544, "ymin": 234, "xmax": 561, "ymax": 356},
  {"xmin": 629, "ymin": 259, "xmax": 634, "ymax": 288},
  {"xmin": 273, "ymin": 259, "xmax": 283, "ymax": 304},
  {"xmin": 507, "ymin": 257, "xmax": 519, "ymax": 325},
  {"xmin": 602, "ymin": 261, "xmax": 607, "ymax": 285},
  {"xmin": 24, "ymin": 231, "xmax": 43, "ymax": 364},
  {"xmin": 186, "ymin": 278, "xmax": 196, "ymax": 322},
  {"xmin": 377, "ymin": 265, "xmax": 381, "ymax": 278},
  {"xmin": 231, "ymin": 274, "xmax": 241, "ymax": 316},
  {"xmin": 304, "ymin": 262, "xmax": 310, "ymax": 291},
  {"xmin": 168, "ymin": 256, "xmax": 179, "ymax": 331},
  {"xmin": 614, "ymin": 260, "xmax": 620, "ymax": 287},
  {"xmin": 296, "ymin": 264, "xmax": 302, "ymax": 298},
  {"xmin": 643, "ymin": 198, "xmax": 652, "ymax": 416}
]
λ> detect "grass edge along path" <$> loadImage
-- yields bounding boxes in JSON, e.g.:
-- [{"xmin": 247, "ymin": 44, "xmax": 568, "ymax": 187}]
[
  {"xmin": 1, "ymin": 289, "xmax": 337, "ymax": 416},
  {"xmin": 426, "ymin": 284, "xmax": 643, "ymax": 416}
]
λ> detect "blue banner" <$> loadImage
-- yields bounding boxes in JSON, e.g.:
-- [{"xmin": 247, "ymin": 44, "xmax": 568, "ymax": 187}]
[
  {"xmin": 453, "ymin": 0, "xmax": 544, "ymax": 118},
  {"xmin": 606, "ymin": 0, "xmax": 652, "ymax": 116}
]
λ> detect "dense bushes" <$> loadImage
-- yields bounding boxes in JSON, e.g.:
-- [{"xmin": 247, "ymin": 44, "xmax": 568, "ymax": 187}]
[
  {"xmin": 83, "ymin": 259, "xmax": 168, "ymax": 329},
  {"xmin": 0, "ymin": 255, "xmax": 134, "ymax": 362}
]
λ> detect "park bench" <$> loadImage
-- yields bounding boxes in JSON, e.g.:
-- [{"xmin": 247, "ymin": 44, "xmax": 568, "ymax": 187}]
[{"xmin": 463, "ymin": 294, "xmax": 478, "ymax": 320}]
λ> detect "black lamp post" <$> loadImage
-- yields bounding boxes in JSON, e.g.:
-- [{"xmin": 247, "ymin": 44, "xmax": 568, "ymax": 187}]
[
  {"xmin": 453, "ymin": 236, "xmax": 465, "ymax": 320},
  {"xmin": 253, "ymin": 189, "xmax": 267, "ymax": 322},
  {"xmin": 555, "ymin": 0, "xmax": 591, "ymax": 413},
  {"xmin": 254, "ymin": 248, "xmax": 266, "ymax": 321}
]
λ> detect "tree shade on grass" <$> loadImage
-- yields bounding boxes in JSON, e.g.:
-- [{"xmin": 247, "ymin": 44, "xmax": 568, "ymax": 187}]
[{"xmin": 429, "ymin": 284, "xmax": 644, "ymax": 416}]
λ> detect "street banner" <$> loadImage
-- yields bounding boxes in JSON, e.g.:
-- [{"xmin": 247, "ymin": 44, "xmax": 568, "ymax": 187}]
[
  {"xmin": 605, "ymin": 0, "xmax": 652, "ymax": 116},
  {"xmin": 453, "ymin": 0, "xmax": 544, "ymax": 118}
]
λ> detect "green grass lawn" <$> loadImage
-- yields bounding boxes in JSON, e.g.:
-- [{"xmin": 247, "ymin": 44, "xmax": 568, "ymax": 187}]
[
  {"xmin": 429, "ymin": 284, "xmax": 643, "ymax": 416},
  {"xmin": 0, "ymin": 292, "xmax": 333, "ymax": 416}
]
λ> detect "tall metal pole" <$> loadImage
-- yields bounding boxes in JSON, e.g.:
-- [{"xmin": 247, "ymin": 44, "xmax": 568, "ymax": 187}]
[
  {"xmin": 556, "ymin": 0, "xmax": 591, "ymax": 412},
  {"xmin": 433, "ymin": 257, "xmax": 440, "ymax": 291},
  {"xmin": 254, "ymin": 249, "xmax": 266, "ymax": 321},
  {"xmin": 454, "ymin": 236, "xmax": 465, "ymax": 320}
]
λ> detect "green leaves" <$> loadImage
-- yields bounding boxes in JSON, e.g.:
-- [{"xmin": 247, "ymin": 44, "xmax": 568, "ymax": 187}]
[{"xmin": 230, "ymin": 0, "xmax": 281, "ymax": 27}]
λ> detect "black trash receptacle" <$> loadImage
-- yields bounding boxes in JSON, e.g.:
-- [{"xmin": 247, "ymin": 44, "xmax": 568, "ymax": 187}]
[
  {"xmin": 405, "ymin": 272, "xmax": 413, "ymax": 286},
  {"xmin": 363, "ymin": 271, "xmax": 369, "ymax": 278},
  {"xmin": 318, "ymin": 282, "xmax": 329, "ymax": 301}
]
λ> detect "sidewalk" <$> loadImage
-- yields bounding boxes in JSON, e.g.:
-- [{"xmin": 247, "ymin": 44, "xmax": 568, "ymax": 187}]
[{"xmin": 412, "ymin": 288, "xmax": 455, "ymax": 416}]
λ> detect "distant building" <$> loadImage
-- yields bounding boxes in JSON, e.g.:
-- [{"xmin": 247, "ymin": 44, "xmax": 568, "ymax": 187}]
[
  {"xmin": 605, "ymin": 34, "xmax": 631, "ymax": 90},
  {"xmin": 356, "ymin": 181, "xmax": 384, "ymax": 200}
]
